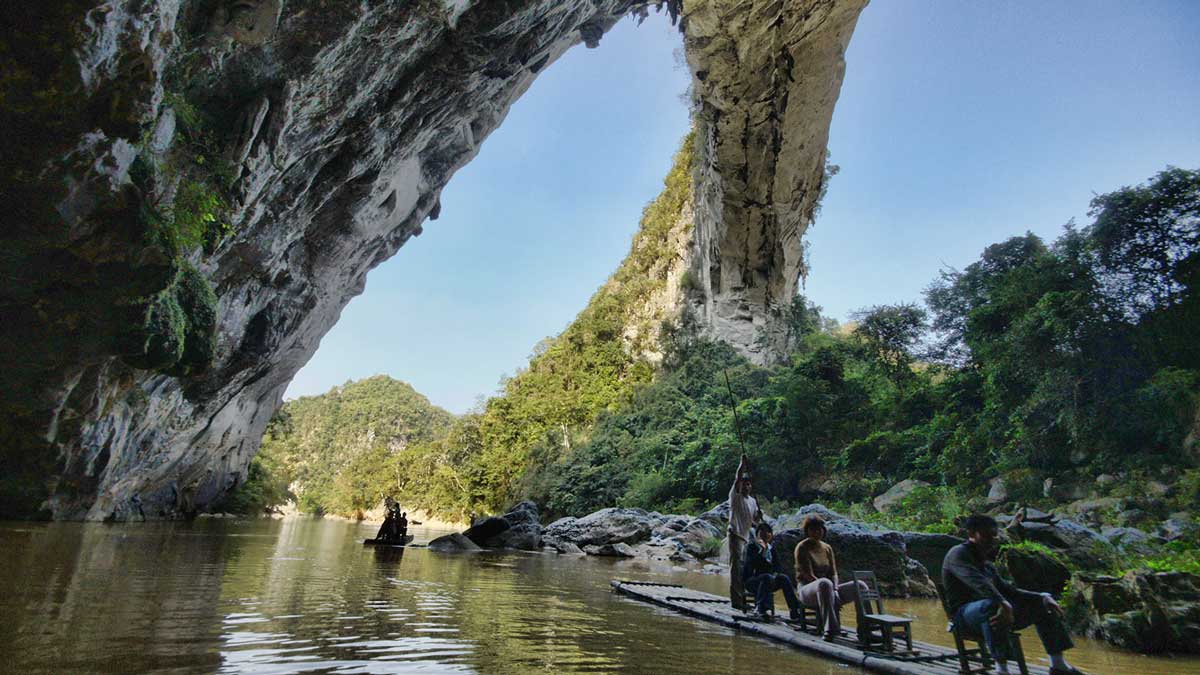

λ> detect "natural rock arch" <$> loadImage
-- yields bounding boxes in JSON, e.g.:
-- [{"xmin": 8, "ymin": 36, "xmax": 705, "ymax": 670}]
[{"xmin": 0, "ymin": 0, "xmax": 865, "ymax": 519}]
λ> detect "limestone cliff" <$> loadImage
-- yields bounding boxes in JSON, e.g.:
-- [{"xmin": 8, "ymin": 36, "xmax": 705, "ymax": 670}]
[{"xmin": 0, "ymin": 0, "xmax": 865, "ymax": 519}]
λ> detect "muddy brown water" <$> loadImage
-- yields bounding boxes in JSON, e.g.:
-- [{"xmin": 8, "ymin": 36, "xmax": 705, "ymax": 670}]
[{"xmin": 1, "ymin": 518, "xmax": 1194, "ymax": 674}]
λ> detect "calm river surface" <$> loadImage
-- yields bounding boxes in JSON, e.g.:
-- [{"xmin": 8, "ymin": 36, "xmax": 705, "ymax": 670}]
[{"xmin": 1, "ymin": 518, "xmax": 1195, "ymax": 675}]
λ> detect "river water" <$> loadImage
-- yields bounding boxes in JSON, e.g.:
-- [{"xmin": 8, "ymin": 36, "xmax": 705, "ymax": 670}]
[{"xmin": 1, "ymin": 518, "xmax": 1194, "ymax": 675}]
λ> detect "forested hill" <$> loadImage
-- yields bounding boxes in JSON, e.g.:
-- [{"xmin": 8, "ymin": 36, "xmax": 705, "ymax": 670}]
[{"xmin": 223, "ymin": 375, "xmax": 454, "ymax": 516}]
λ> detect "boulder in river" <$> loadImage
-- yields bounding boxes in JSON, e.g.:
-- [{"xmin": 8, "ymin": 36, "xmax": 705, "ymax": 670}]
[
  {"xmin": 583, "ymin": 542, "xmax": 637, "ymax": 557},
  {"xmin": 773, "ymin": 503, "xmax": 846, "ymax": 532},
  {"xmin": 542, "ymin": 507, "xmax": 662, "ymax": 549},
  {"xmin": 463, "ymin": 500, "xmax": 542, "ymax": 550},
  {"xmin": 428, "ymin": 533, "xmax": 482, "ymax": 552},
  {"xmin": 659, "ymin": 517, "xmax": 723, "ymax": 559},
  {"xmin": 902, "ymin": 532, "xmax": 964, "ymax": 581},
  {"xmin": 651, "ymin": 515, "xmax": 692, "ymax": 539},
  {"xmin": 696, "ymin": 501, "xmax": 731, "ymax": 529},
  {"xmin": 463, "ymin": 516, "xmax": 508, "ymax": 543},
  {"xmin": 773, "ymin": 517, "xmax": 918, "ymax": 597},
  {"xmin": 1065, "ymin": 571, "xmax": 1200, "ymax": 653},
  {"xmin": 553, "ymin": 541, "xmax": 585, "ymax": 555}
]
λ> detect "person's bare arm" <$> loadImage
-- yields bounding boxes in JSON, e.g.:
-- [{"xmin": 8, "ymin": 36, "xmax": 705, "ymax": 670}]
[{"xmin": 731, "ymin": 453, "xmax": 749, "ymax": 496}]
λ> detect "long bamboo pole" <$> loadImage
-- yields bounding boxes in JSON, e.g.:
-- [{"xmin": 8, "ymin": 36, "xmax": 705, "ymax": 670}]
[{"xmin": 723, "ymin": 369, "xmax": 748, "ymax": 455}]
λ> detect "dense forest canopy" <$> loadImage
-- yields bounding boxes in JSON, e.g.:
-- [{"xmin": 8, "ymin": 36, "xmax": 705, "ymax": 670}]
[{"xmin": 232, "ymin": 165, "xmax": 1199, "ymax": 543}]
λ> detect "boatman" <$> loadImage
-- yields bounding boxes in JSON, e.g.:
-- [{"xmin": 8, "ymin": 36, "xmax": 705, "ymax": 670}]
[
  {"xmin": 376, "ymin": 497, "xmax": 400, "ymax": 541},
  {"xmin": 942, "ymin": 515, "xmax": 1089, "ymax": 675},
  {"xmin": 729, "ymin": 453, "xmax": 763, "ymax": 611}
]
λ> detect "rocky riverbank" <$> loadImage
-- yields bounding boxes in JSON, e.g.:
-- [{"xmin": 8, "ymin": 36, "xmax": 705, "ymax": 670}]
[
  {"xmin": 427, "ymin": 499, "xmax": 1200, "ymax": 654},
  {"xmin": 431, "ymin": 501, "xmax": 947, "ymax": 596}
]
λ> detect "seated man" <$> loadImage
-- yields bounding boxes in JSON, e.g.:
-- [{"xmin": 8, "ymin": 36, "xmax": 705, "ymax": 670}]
[
  {"xmin": 741, "ymin": 521, "xmax": 802, "ymax": 621},
  {"xmin": 942, "ymin": 514, "xmax": 1087, "ymax": 675}
]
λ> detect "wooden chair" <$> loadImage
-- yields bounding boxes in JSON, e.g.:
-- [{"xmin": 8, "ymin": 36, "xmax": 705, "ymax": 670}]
[
  {"xmin": 792, "ymin": 602, "xmax": 821, "ymax": 633},
  {"xmin": 851, "ymin": 570, "xmax": 913, "ymax": 652},
  {"xmin": 934, "ymin": 581, "xmax": 1029, "ymax": 675}
]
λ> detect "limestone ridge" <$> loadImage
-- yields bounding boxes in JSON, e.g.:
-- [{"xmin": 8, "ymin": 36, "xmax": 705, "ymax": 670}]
[
  {"xmin": 0, "ymin": 0, "xmax": 865, "ymax": 519},
  {"xmin": 684, "ymin": 0, "xmax": 866, "ymax": 361}
]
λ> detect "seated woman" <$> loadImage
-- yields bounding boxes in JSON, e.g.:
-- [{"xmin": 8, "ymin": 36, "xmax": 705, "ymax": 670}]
[{"xmin": 793, "ymin": 515, "xmax": 865, "ymax": 640}]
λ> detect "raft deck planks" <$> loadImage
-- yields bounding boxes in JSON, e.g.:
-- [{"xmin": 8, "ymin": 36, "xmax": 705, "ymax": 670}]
[{"xmin": 611, "ymin": 580, "xmax": 1051, "ymax": 675}]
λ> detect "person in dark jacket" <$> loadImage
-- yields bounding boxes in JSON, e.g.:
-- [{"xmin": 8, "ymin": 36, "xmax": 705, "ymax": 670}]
[
  {"xmin": 742, "ymin": 521, "xmax": 801, "ymax": 621},
  {"xmin": 942, "ymin": 514, "xmax": 1087, "ymax": 675}
]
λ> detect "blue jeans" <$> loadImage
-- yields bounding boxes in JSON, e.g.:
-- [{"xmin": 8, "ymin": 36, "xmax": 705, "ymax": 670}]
[
  {"xmin": 746, "ymin": 573, "xmax": 800, "ymax": 615},
  {"xmin": 955, "ymin": 597, "xmax": 1073, "ymax": 663}
]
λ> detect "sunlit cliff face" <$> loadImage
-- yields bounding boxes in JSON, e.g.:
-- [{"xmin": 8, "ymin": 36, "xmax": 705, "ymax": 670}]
[{"xmin": 0, "ymin": 0, "xmax": 865, "ymax": 519}]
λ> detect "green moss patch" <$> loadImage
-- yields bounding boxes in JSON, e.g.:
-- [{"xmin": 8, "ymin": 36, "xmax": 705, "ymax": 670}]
[{"xmin": 124, "ymin": 263, "xmax": 218, "ymax": 375}]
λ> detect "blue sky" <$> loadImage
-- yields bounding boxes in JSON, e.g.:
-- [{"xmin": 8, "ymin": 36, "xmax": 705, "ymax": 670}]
[{"xmin": 287, "ymin": 2, "xmax": 1200, "ymax": 414}]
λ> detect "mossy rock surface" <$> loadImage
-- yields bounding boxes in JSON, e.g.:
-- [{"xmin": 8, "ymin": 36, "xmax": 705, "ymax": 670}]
[
  {"xmin": 123, "ymin": 264, "xmax": 218, "ymax": 375},
  {"xmin": 136, "ymin": 289, "xmax": 187, "ymax": 371},
  {"xmin": 171, "ymin": 264, "xmax": 218, "ymax": 376},
  {"xmin": 1065, "ymin": 570, "xmax": 1200, "ymax": 653},
  {"xmin": 999, "ymin": 544, "xmax": 1071, "ymax": 596}
]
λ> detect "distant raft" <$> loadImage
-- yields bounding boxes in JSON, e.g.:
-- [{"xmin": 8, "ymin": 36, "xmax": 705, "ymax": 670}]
[
  {"xmin": 610, "ymin": 580, "xmax": 1052, "ymax": 675},
  {"xmin": 363, "ymin": 535, "xmax": 414, "ymax": 546}
]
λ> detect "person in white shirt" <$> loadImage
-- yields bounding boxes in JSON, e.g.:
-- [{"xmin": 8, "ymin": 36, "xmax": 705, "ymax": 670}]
[{"xmin": 728, "ymin": 453, "xmax": 763, "ymax": 610}]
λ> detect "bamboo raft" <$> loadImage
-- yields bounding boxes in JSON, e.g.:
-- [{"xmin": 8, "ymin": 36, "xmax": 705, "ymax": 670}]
[
  {"xmin": 362, "ymin": 534, "xmax": 414, "ymax": 546},
  {"xmin": 611, "ymin": 580, "xmax": 1050, "ymax": 675}
]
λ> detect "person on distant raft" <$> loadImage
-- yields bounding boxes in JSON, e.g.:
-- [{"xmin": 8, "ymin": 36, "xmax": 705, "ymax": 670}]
[
  {"xmin": 742, "ymin": 521, "xmax": 802, "ymax": 621},
  {"xmin": 794, "ymin": 514, "xmax": 867, "ymax": 641},
  {"xmin": 376, "ymin": 497, "xmax": 400, "ymax": 541},
  {"xmin": 942, "ymin": 515, "xmax": 1088, "ymax": 675},
  {"xmin": 397, "ymin": 511, "xmax": 409, "ymax": 540},
  {"xmin": 728, "ymin": 453, "xmax": 762, "ymax": 611}
]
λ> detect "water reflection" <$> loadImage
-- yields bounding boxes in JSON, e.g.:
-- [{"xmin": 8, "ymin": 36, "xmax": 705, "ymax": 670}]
[
  {"xmin": 0, "ymin": 521, "xmax": 237, "ymax": 673},
  {"xmin": 1, "ymin": 518, "xmax": 1195, "ymax": 675}
]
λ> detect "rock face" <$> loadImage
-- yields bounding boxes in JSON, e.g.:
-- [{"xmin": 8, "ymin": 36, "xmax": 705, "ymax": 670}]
[
  {"xmin": 1066, "ymin": 571, "xmax": 1200, "ymax": 654},
  {"xmin": 0, "ymin": 0, "xmax": 867, "ymax": 519},
  {"xmin": 683, "ymin": 0, "xmax": 866, "ymax": 358}
]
